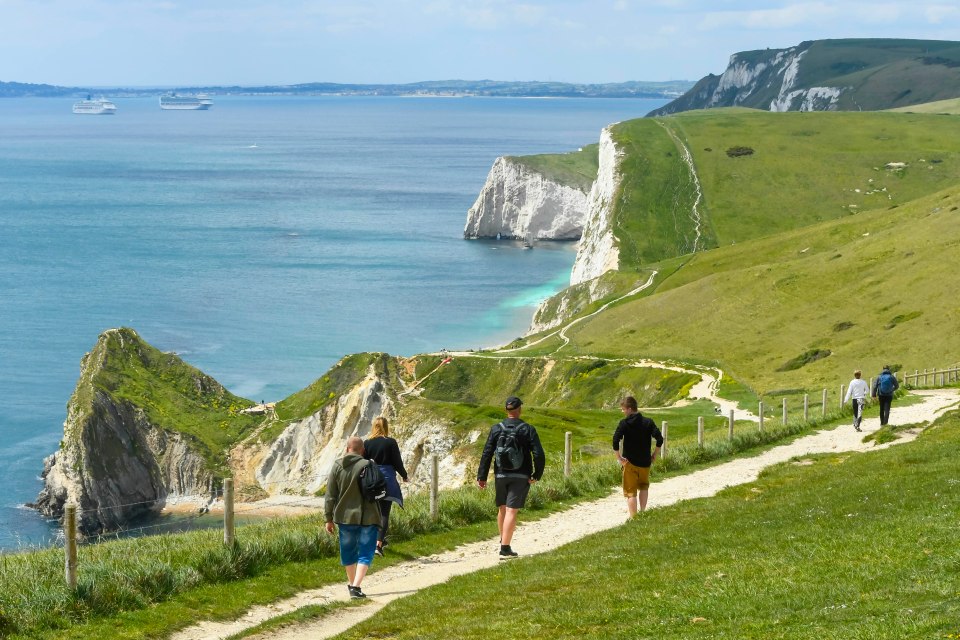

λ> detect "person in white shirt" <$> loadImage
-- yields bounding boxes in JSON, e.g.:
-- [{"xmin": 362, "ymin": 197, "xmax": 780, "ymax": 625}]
[{"xmin": 844, "ymin": 369, "xmax": 870, "ymax": 432}]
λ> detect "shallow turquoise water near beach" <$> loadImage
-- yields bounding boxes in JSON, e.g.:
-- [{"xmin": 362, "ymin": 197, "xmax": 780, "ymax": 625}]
[{"xmin": 0, "ymin": 95, "xmax": 666, "ymax": 548}]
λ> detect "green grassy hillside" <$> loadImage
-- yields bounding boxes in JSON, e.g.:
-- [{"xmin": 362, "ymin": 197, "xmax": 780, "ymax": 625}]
[
  {"xmin": 337, "ymin": 410, "xmax": 960, "ymax": 639},
  {"xmin": 546, "ymin": 183, "xmax": 960, "ymax": 394},
  {"xmin": 653, "ymin": 38, "xmax": 960, "ymax": 115},
  {"xmin": 84, "ymin": 328, "xmax": 260, "ymax": 466},
  {"xmin": 891, "ymin": 96, "xmax": 960, "ymax": 114},
  {"xmin": 508, "ymin": 143, "xmax": 599, "ymax": 192}
]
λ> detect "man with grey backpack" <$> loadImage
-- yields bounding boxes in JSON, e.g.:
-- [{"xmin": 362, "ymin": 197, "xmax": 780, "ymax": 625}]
[{"xmin": 476, "ymin": 396, "xmax": 545, "ymax": 558}]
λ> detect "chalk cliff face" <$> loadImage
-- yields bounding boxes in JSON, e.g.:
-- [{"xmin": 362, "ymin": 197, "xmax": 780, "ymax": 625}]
[
  {"xmin": 570, "ymin": 128, "xmax": 621, "ymax": 286},
  {"xmin": 649, "ymin": 41, "xmax": 845, "ymax": 115},
  {"xmin": 241, "ymin": 358, "xmax": 480, "ymax": 495},
  {"xmin": 34, "ymin": 329, "xmax": 217, "ymax": 534},
  {"xmin": 463, "ymin": 157, "xmax": 590, "ymax": 240}
]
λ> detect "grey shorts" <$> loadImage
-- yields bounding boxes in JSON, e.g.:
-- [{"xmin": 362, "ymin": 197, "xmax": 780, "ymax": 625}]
[{"xmin": 495, "ymin": 476, "xmax": 531, "ymax": 509}]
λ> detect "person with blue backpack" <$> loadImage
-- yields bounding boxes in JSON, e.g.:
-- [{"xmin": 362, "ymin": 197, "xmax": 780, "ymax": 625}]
[
  {"xmin": 871, "ymin": 365, "xmax": 900, "ymax": 426},
  {"xmin": 476, "ymin": 396, "xmax": 545, "ymax": 558}
]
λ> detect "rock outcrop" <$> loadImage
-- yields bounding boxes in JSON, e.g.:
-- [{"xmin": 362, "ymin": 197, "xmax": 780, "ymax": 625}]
[
  {"xmin": 463, "ymin": 157, "xmax": 591, "ymax": 240},
  {"xmin": 35, "ymin": 329, "xmax": 222, "ymax": 534},
  {"xmin": 240, "ymin": 355, "xmax": 481, "ymax": 495},
  {"xmin": 649, "ymin": 38, "xmax": 960, "ymax": 116},
  {"xmin": 570, "ymin": 128, "xmax": 622, "ymax": 286}
]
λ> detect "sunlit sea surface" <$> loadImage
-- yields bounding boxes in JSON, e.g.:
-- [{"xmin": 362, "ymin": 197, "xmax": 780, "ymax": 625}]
[{"xmin": 0, "ymin": 95, "xmax": 667, "ymax": 548}]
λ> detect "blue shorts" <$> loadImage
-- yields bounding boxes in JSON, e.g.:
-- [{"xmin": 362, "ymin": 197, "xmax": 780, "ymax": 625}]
[{"xmin": 338, "ymin": 524, "xmax": 379, "ymax": 566}]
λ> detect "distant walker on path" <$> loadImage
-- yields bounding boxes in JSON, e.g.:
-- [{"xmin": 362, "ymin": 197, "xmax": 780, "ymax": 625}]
[
  {"xmin": 844, "ymin": 369, "xmax": 870, "ymax": 432},
  {"xmin": 476, "ymin": 396, "xmax": 545, "ymax": 558},
  {"xmin": 872, "ymin": 365, "xmax": 900, "ymax": 426},
  {"xmin": 613, "ymin": 396, "xmax": 663, "ymax": 517}
]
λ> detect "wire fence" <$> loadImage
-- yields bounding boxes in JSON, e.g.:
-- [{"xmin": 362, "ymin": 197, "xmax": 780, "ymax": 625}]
[{"xmin": 44, "ymin": 366, "xmax": 960, "ymax": 587}]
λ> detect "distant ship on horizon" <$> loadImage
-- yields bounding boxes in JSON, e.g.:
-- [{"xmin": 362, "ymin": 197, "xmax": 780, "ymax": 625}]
[
  {"xmin": 159, "ymin": 93, "xmax": 213, "ymax": 110},
  {"xmin": 72, "ymin": 96, "xmax": 116, "ymax": 115}
]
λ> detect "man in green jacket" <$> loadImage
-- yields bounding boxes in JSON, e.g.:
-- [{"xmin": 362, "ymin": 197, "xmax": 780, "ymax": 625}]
[{"xmin": 325, "ymin": 436, "xmax": 382, "ymax": 599}]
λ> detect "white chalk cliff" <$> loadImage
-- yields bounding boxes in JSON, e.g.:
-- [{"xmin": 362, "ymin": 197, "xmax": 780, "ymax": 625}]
[
  {"xmin": 570, "ymin": 128, "xmax": 622, "ymax": 286},
  {"xmin": 463, "ymin": 157, "xmax": 590, "ymax": 240}
]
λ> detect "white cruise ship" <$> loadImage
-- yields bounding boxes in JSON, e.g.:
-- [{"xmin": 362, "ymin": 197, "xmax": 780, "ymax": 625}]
[
  {"xmin": 159, "ymin": 94, "xmax": 213, "ymax": 110},
  {"xmin": 72, "ymin": 97, "xmax": 117, "ymax": 115}
]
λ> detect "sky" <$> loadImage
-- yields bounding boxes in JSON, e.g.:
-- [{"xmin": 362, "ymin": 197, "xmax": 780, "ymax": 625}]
[{"xmin": 1, "ymin": 0, "xmax": 959, "ymax": 86}]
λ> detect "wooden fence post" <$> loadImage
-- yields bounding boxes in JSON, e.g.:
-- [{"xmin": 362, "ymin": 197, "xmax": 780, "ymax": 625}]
[
  {"xmin": 758, "ymin": 401, "xmax": 764, "ymax": 432},
  {"xmin": 223, "ymin": 478, "xmax": 235, "ymax": 547},
  {"xmin": 822, "ymin": 389, "xmax": 827, "ymax": 418},
  {"xmin": 697, "ymin": 416, "xmax": 704, "ymax": 447},
  {"xmin": 64, "ymin": 503, "xmax": 78, "ymax": 590},
  {"xmin": 728, "ymin": 409, "xmax": 735, "ymax": 440},
  {"xmin": 661, "ymin": 421, "xmax": 668, "ymax": 458},
  {"xmin": 782, "ymin": 398, "xmax": 788, "ymax": 425},
  {"xmin": 839, "ymin": 385, "xmax": 845, "ymax": 409},
  {"xmin": 564, "ymin": 432, "xmax": 572, "ymax": 478},
  {"xmin": 803, "ymin": 394, "xmax": 809, "ymax": 422},
  {"xmin": 430, "ymin": 455, "xmax": 439, "ymax": 521}
]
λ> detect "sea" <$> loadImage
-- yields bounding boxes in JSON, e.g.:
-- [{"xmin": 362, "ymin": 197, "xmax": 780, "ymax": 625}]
[{"xmin": 0, "ymin": 95, "xmax": 667, "ymax": 549}]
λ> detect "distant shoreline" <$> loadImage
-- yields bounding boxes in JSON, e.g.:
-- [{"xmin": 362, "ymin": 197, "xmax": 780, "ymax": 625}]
[{"xmin": 1, "ymin": 79, "xmax": 693, "ymax": 100}]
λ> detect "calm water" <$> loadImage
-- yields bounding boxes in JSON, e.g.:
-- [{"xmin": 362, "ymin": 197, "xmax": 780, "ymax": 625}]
[{"xmin": 0, "ymin": 95, "xmax": 666, "ymax": 548}]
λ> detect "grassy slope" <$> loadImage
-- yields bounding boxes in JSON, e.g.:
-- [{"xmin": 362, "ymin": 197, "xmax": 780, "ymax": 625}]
[
  {"xmin": 607, "ymin": 118, "xmax": 706, "ymax": 265},
  {"xmin": 508, "ymin": 143, "xmax": 599, "ymax": 192},
  {"xmin": 559, "ymin": 183, "xmax": 960, "ymax": 394},
  {"xmin": 337, "ymin": 411, "xmax": 960, "ymax": 640},
  {"xmin": 658, "ymin": 109, "xmax": 960, "ymax": 250},
  {"xmin": 798, "ymin": 39, "xmax": 960, "ymax": 111},
  {"xmin": 891, "ymin": 97, "xmax": 960, "ymax": 114},
  {"xmin": 88, "ymin": 328, "xmax": 260, "ymax": 466}
]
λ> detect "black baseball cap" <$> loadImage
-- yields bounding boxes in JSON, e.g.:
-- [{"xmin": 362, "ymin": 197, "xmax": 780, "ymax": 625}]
[{"xmin": 505, "ymin": 396, "xmax": 522, "ymax": 410}]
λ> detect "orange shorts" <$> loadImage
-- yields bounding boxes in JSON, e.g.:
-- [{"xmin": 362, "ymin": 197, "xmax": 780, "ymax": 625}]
[{"xmin": 622, "ymin": 461, "xmax": 650, "ymax": 495}]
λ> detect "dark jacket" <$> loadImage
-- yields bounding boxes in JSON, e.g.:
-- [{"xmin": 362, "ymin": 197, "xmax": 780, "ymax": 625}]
[
  {"xmin": 363, "ymin": 436, "xmax": 408, "ymax": 481},
  {"xmin": 476, "ymin": 417, "xmax": 546, "ymax": 481},
  {"xmin": 872, "ymin": 369, "xmax": 900, "ymax": 398},
  {"xmin": 364, "ymin": 436, "xmax": 406, "ymax": 507},
  {"xmin": 324, "ymin": 453, "xmax": 381, "ymax": 526},
  {"xmin": 613, "ymin": 412, "xmax": 663, "ymax": 468}
]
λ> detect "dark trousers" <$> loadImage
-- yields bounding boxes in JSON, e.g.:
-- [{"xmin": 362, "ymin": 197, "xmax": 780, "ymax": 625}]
[
  {"xmin": 377, "ymin": 499, "xmax": 392, "ymax": 545},
  {"xmin": 878, "ymin": 395, "xmax": 893, "ymax": 426},
  {"xmin": 851, "ymin": 398, "xmax": 864, "ymax": 429}
]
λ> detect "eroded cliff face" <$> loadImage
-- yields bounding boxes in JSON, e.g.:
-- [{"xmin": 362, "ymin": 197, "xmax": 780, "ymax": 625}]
[
  {"xmin": 649, "ymin": 42, "xmax": 845, "ymax": 115},
  {"xmin": 35, "ymin": 330, "xmax": 214, "ymax": 533},
  {"xmin": 463, "ymin": 157, "xmax": 590, "ymax": 240},
  {"xmin": 237, "ymin": 360, "xmax": 482, "ymax": 497},
  {"xmin": 570, "ymin": 128, "xmax": 621, "ymax": 286}
]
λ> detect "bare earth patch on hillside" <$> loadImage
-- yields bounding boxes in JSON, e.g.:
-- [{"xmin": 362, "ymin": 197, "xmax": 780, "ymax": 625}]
[{"xmin": 172, "ymin": 389, "xmax": 959, "ymax": 640}]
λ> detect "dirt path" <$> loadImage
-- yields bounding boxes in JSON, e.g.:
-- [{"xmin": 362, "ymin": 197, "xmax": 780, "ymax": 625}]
[{"xmin": 172, "ymin": 389, "xmax": 959, "ymax": 640}]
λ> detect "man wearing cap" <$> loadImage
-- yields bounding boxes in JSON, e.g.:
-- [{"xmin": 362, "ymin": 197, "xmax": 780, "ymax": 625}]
[{"xmin": 476, "ymin": 396, "xmax": 546, "ymax": 558}]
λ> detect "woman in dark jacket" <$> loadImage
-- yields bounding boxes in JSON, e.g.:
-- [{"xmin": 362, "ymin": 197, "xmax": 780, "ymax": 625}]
[{"xmin": 363, "ymin": 416, "xmax": 408, "ymax": 556}]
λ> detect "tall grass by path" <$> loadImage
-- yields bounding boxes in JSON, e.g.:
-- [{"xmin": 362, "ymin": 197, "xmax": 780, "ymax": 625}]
[{"xmin": 335, "ymin": 409, "xmax": 960, "ymax": 640}]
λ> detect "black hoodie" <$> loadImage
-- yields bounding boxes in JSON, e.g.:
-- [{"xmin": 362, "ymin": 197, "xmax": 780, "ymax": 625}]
[{"xmin": 612, "ymin": 412, "xmax": 663, "ymax": 467}]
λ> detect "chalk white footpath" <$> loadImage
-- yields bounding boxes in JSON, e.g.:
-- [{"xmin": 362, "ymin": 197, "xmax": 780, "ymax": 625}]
[{"xmin": 172, "ymin": 389, "xmax": 959, "ymax": 640}]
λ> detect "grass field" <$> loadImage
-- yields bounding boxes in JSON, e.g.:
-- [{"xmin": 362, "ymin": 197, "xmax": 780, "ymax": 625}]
[
  {"xmin": 513, "ymin": 180, "xmax": 960, "ymax": 396},
  {"xmin": 335, "ymin": 409, "xmax": 960, "ymax": 640},
  {"xmin": 508, "ymin": 143, "xmax": 599, "ymax": 192}
]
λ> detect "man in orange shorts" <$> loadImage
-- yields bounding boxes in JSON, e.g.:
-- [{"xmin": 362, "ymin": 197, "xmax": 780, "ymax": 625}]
[{"xmin": 613, "ymin": 396, "xmax": 663, "ymax": 517}]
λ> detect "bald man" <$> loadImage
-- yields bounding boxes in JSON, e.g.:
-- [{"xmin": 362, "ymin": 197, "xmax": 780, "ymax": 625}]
[{"xmin": 325, "ymin": 436, "xmax": 382, "ymax": 598}]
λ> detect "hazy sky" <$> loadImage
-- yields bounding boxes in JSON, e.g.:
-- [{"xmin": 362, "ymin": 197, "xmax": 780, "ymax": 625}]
[{"xmin": 2, "ymin": 0, "xmax": 959, "ymax": 86}]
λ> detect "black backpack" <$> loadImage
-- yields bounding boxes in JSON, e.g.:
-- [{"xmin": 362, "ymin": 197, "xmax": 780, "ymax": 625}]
[
  {"xmin": 495, "ymin": 422, "xmax": 527, "ymax": 472},
  {"xmin": 358, "ymin": 461, "xmax": 387, "ymax": 502}
]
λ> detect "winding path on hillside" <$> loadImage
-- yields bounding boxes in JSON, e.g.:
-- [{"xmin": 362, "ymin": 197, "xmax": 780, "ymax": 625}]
[
  {"xmin": 657, "ymin": 121, "xmax": 704, "ymax": 254},
  {"xmin": 172, "ymin": 389, "xmax": 959, "ymax": 640}
]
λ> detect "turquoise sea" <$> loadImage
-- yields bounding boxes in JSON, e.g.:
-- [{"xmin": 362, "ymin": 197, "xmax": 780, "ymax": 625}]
[{"xmin": 0, "ymin": 95, "xmax": 667, "ymax": 548}]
